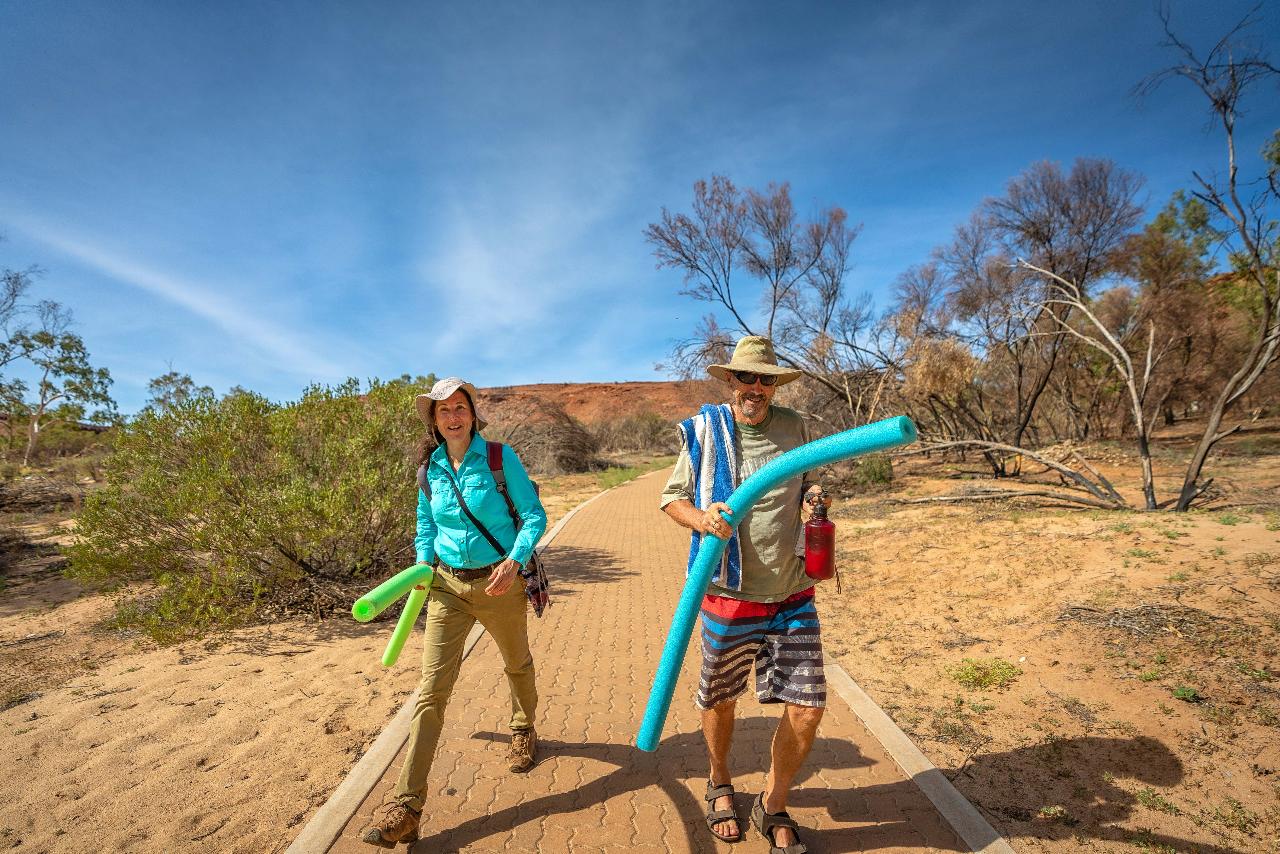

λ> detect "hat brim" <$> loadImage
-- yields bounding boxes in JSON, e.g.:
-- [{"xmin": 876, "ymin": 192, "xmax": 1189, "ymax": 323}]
[{"xmin": 707, "ymin": 363, "xmax": 802, "ymax": 385}]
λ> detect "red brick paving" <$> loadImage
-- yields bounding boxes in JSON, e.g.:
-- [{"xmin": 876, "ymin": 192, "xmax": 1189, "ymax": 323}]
[{"xmin": 328, "ymin": 472, "xmax": 967, "ymax": 853}]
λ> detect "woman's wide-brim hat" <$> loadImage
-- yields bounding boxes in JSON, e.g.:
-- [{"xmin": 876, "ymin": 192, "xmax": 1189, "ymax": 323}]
[
  {"xmin": 707, "ymin": 336, "xmax": 802, "ymax": 385},
  {"xmin": 414, "ymin": 377, "xmax": 488, "ymax": 435}
]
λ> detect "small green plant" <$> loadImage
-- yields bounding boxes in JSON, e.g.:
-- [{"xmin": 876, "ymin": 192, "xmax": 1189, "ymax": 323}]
[
  {"xmin": 1154, "ymin": 652, "xmax": 1168, "ymax": 665},
  {"xmin": 1167, "ymin": 571, "xmax": 1189, "ymax": 582},
  {"xmin": 1125, "ymin": 548, "xmax": 1157, "ymax": 559},
  {"xmin": 946, "ymin": 657, "xmax": 1022, "ymax": 691},
  {"xmin": 1110, "ymin": 522, "xmax": 1134, "ymax": 534},
  {"xmin": 1172, "ymin": 685, "xmax": 1203, "ymax": 703},
  {"xmin": 1159, "ymin": 528, "xmax": 1188, "ymax": 539},
  {"xmin": 1216, "ymin": 512, "xmax": 1247, "ymax": 526},
  {"xmin": 1254, "ymin": 706, "xmax": 1279, "ymax": 727},
  {"xmin": 1136, "ymin": 787, "xmax": 1180, "ymax": 815},
  {"xmin": 1243, "ymin": 552, "xmax": 1278, "ymax": 570},
  {"xmin": 1035, "ymin": 804, "xmax": 1068, "ymax": 821},
  {"xmin": 1129, "ymin": 830, "xmax": 1176, "ymax": 853},
  {"xmin": 1210, "ymin": 546, "xmax": 1227, "ymax": 557},
  {"xmin": 1212, "ymin": 797, "xmax": 1257, "ymax": 833},
  {"xmin": 1157, "ymin": 702, "xmax": 1174, "ymax": 716},
  {"xmin": 1236, "ymin": 663, "xmax": 1273, "ymax": 682},
  {"xmin": 1200, "ymin": 703, "xmax": 1236, "ymax": 726},
  {"xmin": 1139, "ymin": 669, "xmax": 1162, "ymax": 682}
]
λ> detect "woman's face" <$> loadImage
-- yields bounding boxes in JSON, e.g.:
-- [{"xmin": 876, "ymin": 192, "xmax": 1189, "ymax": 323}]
[{"xmin": 433, "ymin": 390, "xmax": 475, "ymax": 442}]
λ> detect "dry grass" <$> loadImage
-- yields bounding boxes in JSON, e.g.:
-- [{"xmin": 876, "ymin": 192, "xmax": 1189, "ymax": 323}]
[{"xmin": 821, "ymin": 435, "xmax": 1280, "ymax": 853}]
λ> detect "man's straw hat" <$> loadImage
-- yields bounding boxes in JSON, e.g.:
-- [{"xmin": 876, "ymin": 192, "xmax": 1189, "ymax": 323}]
[
  {"xmin": 414, "ymin": 376, "xmax": 489, "ymax": 438},
  {"xmin": 707, "ymin": 336, "xmax": 802, "ymax": 385}
]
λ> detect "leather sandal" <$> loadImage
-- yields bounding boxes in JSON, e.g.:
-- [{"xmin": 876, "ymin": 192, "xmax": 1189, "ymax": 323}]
[
  {"xmin": 704, "ymin": 780, "xmax": 742, "ymax": 843},
  {"xmin": 751, "ymin": 792, "xmax": 808, "ymax": 854}
]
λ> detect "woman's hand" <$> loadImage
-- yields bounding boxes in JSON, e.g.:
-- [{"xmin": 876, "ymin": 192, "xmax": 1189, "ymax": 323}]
[
  {"xmin": 701, "ymin": 502, "xmax": 734, "ymax": 540},
  {"xmin": 484, "ymin": 558, "xmax": 522, "ymax": 596}
]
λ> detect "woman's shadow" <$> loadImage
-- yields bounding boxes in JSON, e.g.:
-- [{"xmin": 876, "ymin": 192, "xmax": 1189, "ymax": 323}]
[{"xmin": 412, "ymin": 726, "xmax": 1236, "ymax": 853}]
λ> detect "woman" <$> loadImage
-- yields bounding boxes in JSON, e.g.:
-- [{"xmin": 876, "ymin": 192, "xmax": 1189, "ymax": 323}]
[{"xmin": 362, "ymin": 376, "xmax": 547, "ymax": 849}]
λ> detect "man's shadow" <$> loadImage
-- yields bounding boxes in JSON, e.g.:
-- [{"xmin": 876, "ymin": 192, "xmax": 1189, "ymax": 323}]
[
  {"xmin": 408, "ymin": 724, "xmax": 1240, "ymax": 854},
  {"xmin": 932, "ymin": 735, "xmax": 1242, "ymax": 854}
]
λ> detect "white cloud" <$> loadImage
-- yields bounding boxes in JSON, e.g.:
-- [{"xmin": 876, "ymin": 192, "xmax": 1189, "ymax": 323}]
[{"xmin": 3, "ymin": 209, "xmax": 353, "ymax": 381}]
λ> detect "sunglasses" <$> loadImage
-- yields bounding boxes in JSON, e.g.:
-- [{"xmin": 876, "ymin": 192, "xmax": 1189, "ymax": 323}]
[{"xmin": 731, "ymin": 370, "xmax": 779, "ymax": 387}]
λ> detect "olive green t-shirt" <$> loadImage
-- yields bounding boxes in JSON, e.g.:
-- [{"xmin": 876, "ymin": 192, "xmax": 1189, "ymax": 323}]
[{"xmin": 660, "ymin": 406, "xmax": 815, "ymax": 603}]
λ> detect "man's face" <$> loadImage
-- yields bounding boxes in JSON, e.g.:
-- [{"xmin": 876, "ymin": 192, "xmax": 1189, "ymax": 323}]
[{"xmin": 728, "ymin": 371, "xmax": 776, "ymax": 424}]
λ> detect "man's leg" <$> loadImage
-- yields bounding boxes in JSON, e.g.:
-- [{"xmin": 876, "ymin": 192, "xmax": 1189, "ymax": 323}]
[
  {"xmin": 762, "ymin": 703, "xmax": 824, "ymax": 847},
  {"xmin": 697, "ymin": 592, "xmax": 766, "ymax": 842},
  {"xmin": 755, "ymin": 591, "xmax": 827, "ymax": 849},
  {"xmin": 701, "ymin": 698, "xmax": 738, "ymax": 840}
]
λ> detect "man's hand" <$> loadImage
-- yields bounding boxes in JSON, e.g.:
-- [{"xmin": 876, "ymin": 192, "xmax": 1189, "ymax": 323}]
[
  {"xmin": 701, "ymin": 502, "xmax": 734, "ymax": 540},
  {"xmin": 803, "ymin": 485, "xmax": 831, "ymax": 520},
  {"xmin": 484, "ymin": 558, "xmax": 521, "ymax": 596}
]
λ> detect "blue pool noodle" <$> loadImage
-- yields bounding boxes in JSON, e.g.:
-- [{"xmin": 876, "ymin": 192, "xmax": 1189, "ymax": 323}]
[{"xmin": 635, "ymin": 415, "xmax": 918, "ymax": 752}]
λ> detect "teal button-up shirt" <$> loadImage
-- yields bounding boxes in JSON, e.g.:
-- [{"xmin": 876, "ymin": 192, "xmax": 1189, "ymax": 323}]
[{"xmin": 415, "ymin": 433, "xmax": 547, "ymax": 569}]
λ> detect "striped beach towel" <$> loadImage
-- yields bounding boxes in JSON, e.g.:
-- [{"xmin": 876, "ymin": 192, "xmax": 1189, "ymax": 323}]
[{"xmin": 678, "ymin": 403, "xmax": 744, "ymax": 591}]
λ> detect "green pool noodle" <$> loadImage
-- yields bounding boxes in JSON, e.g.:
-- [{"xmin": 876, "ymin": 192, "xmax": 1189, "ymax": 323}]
[
  {"xmin": 352, "ymin": 562, "xmax": 434, "ymax": 623},
  {"xmin": 381, "ymin": 584, "xmax": 429, "ymax": 667},
  {"xmin": 636, "ymin": 415, "xmax": 918, "ymax": 752}
]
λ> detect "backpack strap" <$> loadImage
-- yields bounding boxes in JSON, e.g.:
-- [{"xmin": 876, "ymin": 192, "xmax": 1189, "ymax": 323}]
[
  {"xmin": 487, "ymin": 441, "xmax": 508, "ymax": 493},
  {"xmin": 416, "ymin": 462, "xmax": 431, "ymax": 500},
  {"xmin": 486, "ymin": 440, "xmax": 520, "ymax": 526}
]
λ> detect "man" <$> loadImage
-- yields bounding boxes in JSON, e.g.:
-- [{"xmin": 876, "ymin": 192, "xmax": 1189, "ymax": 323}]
[{"xmin": 660, "ymin": 335, "xmax": 828, "ymax": 854}]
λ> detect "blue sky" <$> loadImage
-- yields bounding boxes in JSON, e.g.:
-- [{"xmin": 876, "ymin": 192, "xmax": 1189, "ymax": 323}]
[{"xmin": 1, "ymin": 1, "xmax": 1276, "ymax": 413}]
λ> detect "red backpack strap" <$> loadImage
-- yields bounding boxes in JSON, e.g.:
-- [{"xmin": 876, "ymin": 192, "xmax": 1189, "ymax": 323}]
[
  {"xmin": 486, "ymin": 441, "xmax": 521, "ymax": 526},
  {"xmin": 486, "ymin": 440, "xmax": 508, "ymax": 493}
]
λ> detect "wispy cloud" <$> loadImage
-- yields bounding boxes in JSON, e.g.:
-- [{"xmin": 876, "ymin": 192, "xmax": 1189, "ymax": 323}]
[{"xmin": 3, "ymin": 208, "xmax": 352, "ymax": 380}]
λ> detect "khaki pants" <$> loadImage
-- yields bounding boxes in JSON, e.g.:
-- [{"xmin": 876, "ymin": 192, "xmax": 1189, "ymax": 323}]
[{"xmin": 394, "ymin": 569, "xmax": 537, "ymax": 811}]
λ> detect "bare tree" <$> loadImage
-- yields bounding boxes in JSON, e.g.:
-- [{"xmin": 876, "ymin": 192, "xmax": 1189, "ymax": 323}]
[
  {"xmin": 1138, "ymin": 6, "xmax": 1280, "ymax": 510},
  {"xmin": 945, "ymin": 159, "xmax": 1145, "ymax": 452},
  {"xmin": 646, "ymin": 175, "xmax": 874, "ymax": 426},
  {"xmin": 1020, "ymin": 261, "xmax": 1175, "ymax": 509}
]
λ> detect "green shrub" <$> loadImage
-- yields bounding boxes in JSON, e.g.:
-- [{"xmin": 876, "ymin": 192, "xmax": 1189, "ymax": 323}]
[
  {"xmin": 850, "ymin": 453, "xmax": 893, "ymax": 486},
  {"xmin": 66, "ymin": 379, "xmax": 425, "ymax": 641}
]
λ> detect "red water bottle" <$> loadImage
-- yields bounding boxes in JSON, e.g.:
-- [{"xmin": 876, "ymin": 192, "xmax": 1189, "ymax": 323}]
[{"xmin": 804, "ymin": 496, "xmax": 835, "ymax": 581}]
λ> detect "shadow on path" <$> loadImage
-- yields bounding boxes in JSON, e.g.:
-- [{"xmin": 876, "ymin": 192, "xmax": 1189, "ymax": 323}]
[
  {"xmin": 405, "ymin": 724, "xmax": 1235, "ymax": 854},
  {"xmin": 539, "ymin": 544, "xmax": 630, "ymax": 600},
  {"xmin": 413, "ymin": 718, "xmax": 925, "ymax": 853}
]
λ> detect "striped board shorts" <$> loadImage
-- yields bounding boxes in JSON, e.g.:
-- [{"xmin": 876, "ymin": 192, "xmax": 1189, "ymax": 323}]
[{"xmin": 695, "ymin": 589, "xmax": 826, "ymax": 710}]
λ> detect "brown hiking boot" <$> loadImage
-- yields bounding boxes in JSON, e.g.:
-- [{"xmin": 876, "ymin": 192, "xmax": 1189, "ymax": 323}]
[
  {"xmin": 507, "ymin": 728, "xmax": 537, "ymax": 773},
  {"xmin": 360, "ymin": 801, "xmax": 420, "ymax": 849}
]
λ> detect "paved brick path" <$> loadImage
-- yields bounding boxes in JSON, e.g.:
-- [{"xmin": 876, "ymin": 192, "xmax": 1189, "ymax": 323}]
[{"xmin": 330, "ymin": 471, "xmax": 967, "ymax": 853}]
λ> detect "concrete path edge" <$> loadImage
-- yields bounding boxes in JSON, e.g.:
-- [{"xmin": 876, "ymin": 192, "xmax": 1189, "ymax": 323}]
[
  {"xmin": 285, "ymin": 475, "xmax": 641, "ymax": 854},
  {"xmin": 826, "ymin": 664, "xmax": 1017, "ymax": 853}
]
